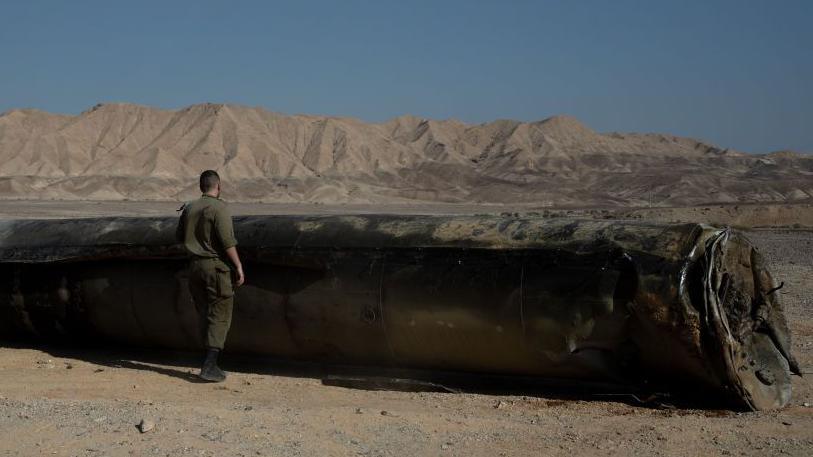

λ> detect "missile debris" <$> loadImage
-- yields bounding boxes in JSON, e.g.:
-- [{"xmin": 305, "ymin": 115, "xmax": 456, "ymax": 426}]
[{"xmin": 0, "ymin": 215, "xmax": 800, "ymax": 410}]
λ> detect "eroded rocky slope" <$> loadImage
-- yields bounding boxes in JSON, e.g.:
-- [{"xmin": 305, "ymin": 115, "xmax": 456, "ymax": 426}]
[{"xmin": 0, "ymin": 103, "xmax": 810, "ymax": 205}]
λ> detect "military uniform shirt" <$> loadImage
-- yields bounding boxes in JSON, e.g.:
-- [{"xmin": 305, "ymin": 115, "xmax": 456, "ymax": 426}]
[{"xmin": 176, "ymin": 195, "xmax": 238, "ymax": 260}]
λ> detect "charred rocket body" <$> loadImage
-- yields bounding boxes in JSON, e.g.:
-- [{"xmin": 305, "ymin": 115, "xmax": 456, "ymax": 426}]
[{"xmin": 0, "ymin": 214, "xmax": 801, "ymax": 411}]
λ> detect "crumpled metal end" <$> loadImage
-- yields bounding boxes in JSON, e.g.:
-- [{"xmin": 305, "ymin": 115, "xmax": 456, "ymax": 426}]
[{"xmin": 700, "ymin": 229, "xmax": 797, "ymax": 410}]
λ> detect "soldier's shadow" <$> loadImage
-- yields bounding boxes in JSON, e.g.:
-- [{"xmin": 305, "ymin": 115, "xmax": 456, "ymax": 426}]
[
  {"xmin": 1, "ymin": 341, "xmax": 207, "ymax": 383},
  {"xmin": 2, "ymin": 341, "xmax": 327, "ymax": 386},
  {"xmin": 106, "ymin": 359, "xmax": 206, "ymax": 383}
]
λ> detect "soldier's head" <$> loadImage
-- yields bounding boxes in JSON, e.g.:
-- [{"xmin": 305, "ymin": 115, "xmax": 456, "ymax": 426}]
[{"xmin": 199, "ymin": 170, "xmax": 221, "ymax": 197}]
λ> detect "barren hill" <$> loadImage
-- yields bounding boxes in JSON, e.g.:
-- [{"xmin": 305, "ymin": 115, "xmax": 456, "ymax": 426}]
[{"xmin": 0, "ymin": 103, "xmax": 810, "ymax": 206}]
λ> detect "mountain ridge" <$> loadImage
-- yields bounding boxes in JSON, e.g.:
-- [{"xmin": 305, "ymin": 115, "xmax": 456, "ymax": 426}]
[{"xmin": 0, "ymin": 103, "xmax": 810, "ymax": 206}]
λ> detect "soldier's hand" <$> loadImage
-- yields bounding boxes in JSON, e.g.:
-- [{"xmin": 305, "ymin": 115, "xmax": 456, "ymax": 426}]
[{"xmin": 235, "ymin": 266, "xmax": 245, "ymax": 287}]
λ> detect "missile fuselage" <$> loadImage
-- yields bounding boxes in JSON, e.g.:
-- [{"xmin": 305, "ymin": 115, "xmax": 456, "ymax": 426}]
[{"xmin": 0, "ymin": 215, "xmax": 798, "ymax": 410}]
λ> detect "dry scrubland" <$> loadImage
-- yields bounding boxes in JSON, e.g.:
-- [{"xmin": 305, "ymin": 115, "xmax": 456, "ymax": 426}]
[
  {"xmin": 0, "ymin": 202, "xmax": 810, "ymax": 456},
  {"xmin": 0, "ymin": 200, "xmax": 810, "ymax": 228}
]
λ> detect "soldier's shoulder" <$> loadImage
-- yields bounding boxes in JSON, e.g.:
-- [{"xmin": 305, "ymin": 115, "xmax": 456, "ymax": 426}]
[
  {"xmin": 213, "ymin": 198, "xmax": 232, "ymax": 216},
  {"xmin": 177, "ymin": 197, "xmax": 202, "ymax": 211},
  {"xmin": 198, "ymin": 197, "xmax": 231, "ymax": 218},
  {"xmin": 208, "ymin": 197, "xmax": 229, "ymax": 210},
  {"xmin": 180, "ymin": 197, "xmax": 209, "ymax": 214},
  {"xmin": 186, "ymin": 197, "xmax": 206, "ymax": 208}
]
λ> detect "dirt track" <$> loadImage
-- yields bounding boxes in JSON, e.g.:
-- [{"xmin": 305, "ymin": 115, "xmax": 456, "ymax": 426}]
[{"xmin": 0, "ymin": 207, "xmax": 811, "ymax": 456}]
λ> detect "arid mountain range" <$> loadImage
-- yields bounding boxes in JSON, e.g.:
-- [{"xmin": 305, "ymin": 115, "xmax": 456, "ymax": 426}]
[{"xmin": 0, "ymin": 103, "xmax": 810, "ymax": 206}]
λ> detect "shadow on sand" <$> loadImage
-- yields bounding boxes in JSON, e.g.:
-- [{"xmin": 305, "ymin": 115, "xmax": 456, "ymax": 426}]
[{"xmin": 1, "ymin": 340, "xmax": 733, "ymax": 411}]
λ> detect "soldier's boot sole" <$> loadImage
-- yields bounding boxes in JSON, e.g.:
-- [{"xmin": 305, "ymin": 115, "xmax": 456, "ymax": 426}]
[{"xmin": 199, "ymin": 365, "xmax": 227, "ymax": 382}]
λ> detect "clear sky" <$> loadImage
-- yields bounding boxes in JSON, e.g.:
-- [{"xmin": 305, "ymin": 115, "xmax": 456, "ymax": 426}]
[{"xmin": 1, "ymin": 0, "xmax": 810, "ymax": 153}]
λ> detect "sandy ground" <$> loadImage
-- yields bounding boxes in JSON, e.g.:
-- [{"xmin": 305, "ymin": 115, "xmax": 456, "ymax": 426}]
[{"xmin": 0, "ymin": 204, "xmax": 811, "ymax": 456}]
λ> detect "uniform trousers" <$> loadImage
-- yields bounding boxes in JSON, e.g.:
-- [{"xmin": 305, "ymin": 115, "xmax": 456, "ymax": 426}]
[{"xmin": 188, "ymin": 257, "xmax": 234, "ymax": 349}]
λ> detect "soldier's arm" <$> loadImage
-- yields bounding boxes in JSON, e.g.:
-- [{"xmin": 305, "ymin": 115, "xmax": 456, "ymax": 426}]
[
  {"xmin": 215, "ymin": 206, "xmax": 244, "ymax": 286},
  {"xmin": 225, "ymin": 246, "xmax": 244, "ymax": 287}
]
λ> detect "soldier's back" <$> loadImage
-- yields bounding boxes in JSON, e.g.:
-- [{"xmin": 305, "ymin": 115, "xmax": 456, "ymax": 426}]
[{"xmin": 179, "ymin": 196, "xmax": 234, "ymax": 259}]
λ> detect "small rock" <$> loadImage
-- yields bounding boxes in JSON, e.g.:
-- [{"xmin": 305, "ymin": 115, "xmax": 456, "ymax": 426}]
[
  {"xmin": 137, "ymin": 419, "xmax": 155, "ymax": 433},
  {"xmin": 802, "ymin": 402, "xmax": 810, "ymax": 407},
  {"xmin": 494, "ymin": 400, "xmax": 508, "ymax": 409},
  {"xmin": 380, "ymin": 410, "xmax": 389, "ymax": 416},
  {"xmin": 355, "ymin": 408, "xmax": 364, "ymax": 414},
  {"xmin": 244, "ymin": 406, "xmax": 253, "ymax": 411},
  {"xmin": 93, "ymin": 368, "xmax": 104, "ymax": 373},
  {"xmin": 781, "ymin": 420, "xmax": 792, "ymax": 426},
  {"xmin": 65, "ymin": 363, "xmax": 73, "ymax": 369},
  {"xmin": 441, "ymin": 443, "xmax": 453, "ymax": 450}
]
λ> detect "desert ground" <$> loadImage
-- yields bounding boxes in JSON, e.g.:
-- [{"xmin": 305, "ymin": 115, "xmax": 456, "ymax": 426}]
[{"xmin": 0, "ymin": 202, "xmax": 811, "ymax": 457}]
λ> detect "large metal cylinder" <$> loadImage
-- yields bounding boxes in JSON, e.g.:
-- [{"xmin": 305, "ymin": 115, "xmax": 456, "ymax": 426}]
[{"xmin": 0, "ymin": 215, "xmax": 799, "ymax": 410}]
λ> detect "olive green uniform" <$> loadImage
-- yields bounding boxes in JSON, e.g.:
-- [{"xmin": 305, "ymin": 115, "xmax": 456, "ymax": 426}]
[{"xmin": 176, "ymin": 195, "xmax": 238, "ymax": 349}]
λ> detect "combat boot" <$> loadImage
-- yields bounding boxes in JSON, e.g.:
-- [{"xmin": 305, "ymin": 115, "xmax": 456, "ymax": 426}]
[{"xmin": 199, "ymin": 347, "xmax": 227, "ymax": 382}]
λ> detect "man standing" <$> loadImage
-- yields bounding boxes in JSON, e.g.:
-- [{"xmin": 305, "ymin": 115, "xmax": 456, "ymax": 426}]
[{"xmin": 176, "ymin": 170, "xmax": 245, "ymax": 382}]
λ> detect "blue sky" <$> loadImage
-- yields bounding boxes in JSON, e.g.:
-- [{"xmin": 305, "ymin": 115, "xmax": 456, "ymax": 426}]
[{"xmin": 1, "ymin": 0, "xmax": 810, "ymax": 153}]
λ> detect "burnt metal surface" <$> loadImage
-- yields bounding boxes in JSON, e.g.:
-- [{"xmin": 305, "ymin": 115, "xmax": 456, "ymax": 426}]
[{"xmin": 0, "ymin": 214, "xmax": 800, "ymax": 410}]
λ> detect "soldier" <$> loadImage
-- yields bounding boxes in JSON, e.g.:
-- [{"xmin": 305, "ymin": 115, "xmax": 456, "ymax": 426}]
[{"xmin": 176, "ymin": 170, "xmax": 245, "ymax": 382}]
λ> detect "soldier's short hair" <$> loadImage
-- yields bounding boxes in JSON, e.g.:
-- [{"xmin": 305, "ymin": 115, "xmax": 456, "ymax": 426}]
[{"xmin": 199, "ymin": 170, "xmax": 220, "ymax": 192}]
